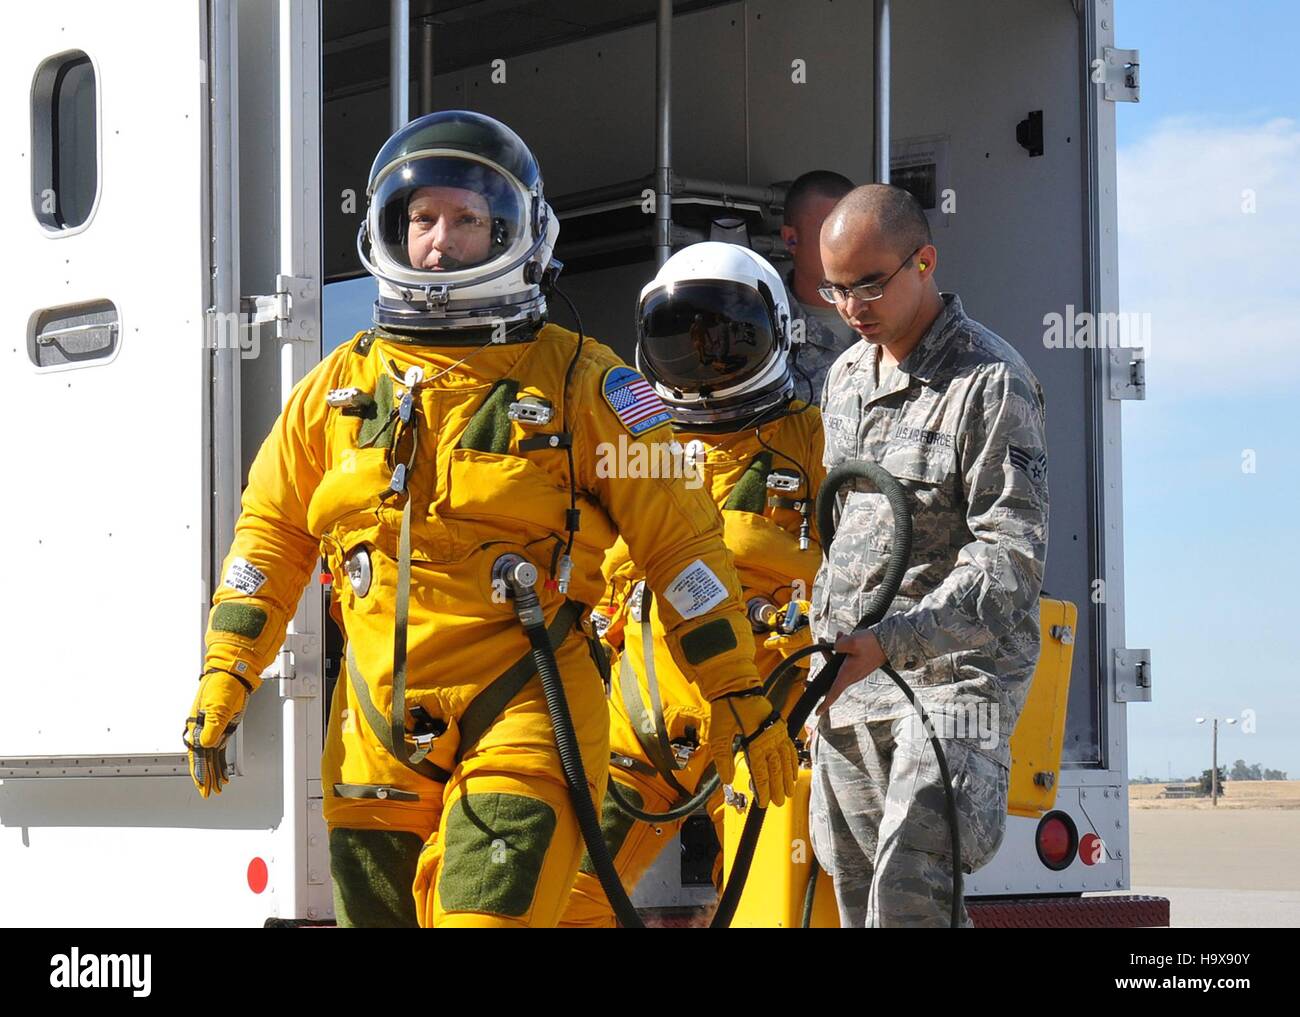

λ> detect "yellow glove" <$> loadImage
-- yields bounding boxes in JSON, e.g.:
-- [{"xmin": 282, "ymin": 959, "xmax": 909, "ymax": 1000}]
[
  {"xmin": 707, "ymin": 691, "xmax": 798, "ymax": 808},
  {"xmin": 763, "ymin": 624, "xmax": 813, "ymax": 664},
  {"xmin": 184, "ymin": 668, "xmax": 253, "ymax": 798}
]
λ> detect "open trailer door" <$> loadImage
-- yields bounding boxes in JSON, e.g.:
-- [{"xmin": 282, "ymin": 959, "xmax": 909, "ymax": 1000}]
[{"xmin": 0, "ymin": 0, "xmax": 330, "ymax": 926}]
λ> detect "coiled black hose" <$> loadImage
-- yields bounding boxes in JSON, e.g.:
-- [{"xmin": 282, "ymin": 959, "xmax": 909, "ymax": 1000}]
[
  {"xmin": 608, "ymin": 764, "xmax": 719, "ymax": 823},
  {"xmin": 710, "ymin": 459, "xmax": 963, "ymax": 929}
]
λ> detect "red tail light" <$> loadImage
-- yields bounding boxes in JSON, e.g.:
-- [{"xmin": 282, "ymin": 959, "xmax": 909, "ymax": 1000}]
[
  {"xmin": 247, "ymin": 857, "xmax": 269, "ymax": 894},
  {"xmin": 1035, "ymin": 811, "xmax": 1079, "ymax": 870}
]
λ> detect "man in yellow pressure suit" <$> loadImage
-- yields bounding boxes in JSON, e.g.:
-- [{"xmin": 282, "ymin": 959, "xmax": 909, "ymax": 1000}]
[
  {"xmin": 182, "ymin": 111, "xmax": 797, "ymax": 927},
  {"xmin": 561, "ymin": 242, "xmax": 826, "ymax": 926}
]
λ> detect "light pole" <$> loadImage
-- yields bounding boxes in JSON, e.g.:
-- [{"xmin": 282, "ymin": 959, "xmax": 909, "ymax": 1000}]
[{"xmin": 1195, "ymin": 717, "xmax": 1238, "ymax": 806}]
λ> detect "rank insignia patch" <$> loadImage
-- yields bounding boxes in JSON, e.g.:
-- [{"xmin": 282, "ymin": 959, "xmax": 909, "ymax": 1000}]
[{"xmin": 1009, "ymin": 444, "xmax": 1048, "ymax": 485}]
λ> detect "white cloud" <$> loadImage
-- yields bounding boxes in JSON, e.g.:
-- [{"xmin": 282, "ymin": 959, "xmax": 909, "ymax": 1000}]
[{"xmin": 1118, "ymin": 117, "xmax": 1300, "ymax": 393}]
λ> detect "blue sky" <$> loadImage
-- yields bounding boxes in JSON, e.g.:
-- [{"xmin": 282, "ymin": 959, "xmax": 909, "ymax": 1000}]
[{"xmin": 1116, "ymin": 0, "xmax": 1300, "ymax": 778}]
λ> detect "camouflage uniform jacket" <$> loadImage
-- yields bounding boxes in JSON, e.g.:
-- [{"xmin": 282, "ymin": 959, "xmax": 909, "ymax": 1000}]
[{"xmin": 810, "ymin": 293, "xmax": 1049, "ymax": 760}]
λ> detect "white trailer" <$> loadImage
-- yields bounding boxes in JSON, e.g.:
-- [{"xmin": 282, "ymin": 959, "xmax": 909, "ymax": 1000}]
[{"xmin": 1, "ymin": 0, "xmax": 1154, "ymax": 926}]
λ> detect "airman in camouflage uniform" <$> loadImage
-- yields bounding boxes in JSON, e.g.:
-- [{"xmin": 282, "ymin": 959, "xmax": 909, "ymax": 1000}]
[
  {"xmin": 807, "ymin": 185, "xmax": 1049, "ymax": 928},
  {"xmin": 778, "ymin": 170, "xmax": 857, "ymax": 404}
]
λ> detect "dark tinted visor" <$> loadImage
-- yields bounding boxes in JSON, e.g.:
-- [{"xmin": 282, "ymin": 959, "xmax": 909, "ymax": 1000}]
[{"xmin": 638, "ymin": 280, "xmax": 777, "ymax": 393}]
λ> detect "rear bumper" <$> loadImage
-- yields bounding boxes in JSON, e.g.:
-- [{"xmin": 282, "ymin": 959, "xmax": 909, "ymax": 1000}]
[{"xmin": 970, "ymin": 894, "xmax": 1170, "ymax": 928}]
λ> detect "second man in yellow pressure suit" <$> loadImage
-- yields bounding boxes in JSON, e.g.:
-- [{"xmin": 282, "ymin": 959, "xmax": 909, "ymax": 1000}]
[
  {"xmin": 561, "ymin": 242, "xmax": 826, "ymax": 926},
  {"xmin": 182, "ymin": 112, "xmax": 797, "ymax": 927}
]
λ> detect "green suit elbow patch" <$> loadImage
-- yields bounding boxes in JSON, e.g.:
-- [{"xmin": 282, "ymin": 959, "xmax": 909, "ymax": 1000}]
[
  {"xmin": 578, "ymin": 781, "xmax": 644, "ymax": 875},
  {"xmin": 211, "ymin": 602, "xmax": 268, "ymax": 640},
  {"xmin": 681, "ymin": 617, "xmax": 738, "ymax": 665},
  {"xmin": 438, "ymin": 791, "xmax": 557, "ymax": 917}
]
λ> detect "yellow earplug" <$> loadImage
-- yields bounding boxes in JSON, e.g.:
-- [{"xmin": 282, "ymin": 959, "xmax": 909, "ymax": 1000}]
[{"xmin": 919, "ymin": 262, "xmax": 927, "ymax": 270}]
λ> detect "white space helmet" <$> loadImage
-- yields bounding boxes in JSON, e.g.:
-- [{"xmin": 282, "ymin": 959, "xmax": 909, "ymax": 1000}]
[
  {"xmin": 356, "ymin": 110, "xmax": 559, "ymax": 341},
  {"xmin": 636, "ymin": 242, "xmax": 794, "ymax": 428}
]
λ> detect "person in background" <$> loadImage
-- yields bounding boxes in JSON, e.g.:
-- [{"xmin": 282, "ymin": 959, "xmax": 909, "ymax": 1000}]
[{"xmin": 779, "ymin": 170, "xmax": 856, "ymax": 402}]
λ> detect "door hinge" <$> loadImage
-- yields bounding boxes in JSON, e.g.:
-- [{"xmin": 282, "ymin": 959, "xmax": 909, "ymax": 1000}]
[
  {"xmin": 269, "ymin": 631, "xmax": 320, "ymax": 699},
  {"xmin": 1100, "ymin": 46, "xmax": 1140, "ymax": 103},
  {"xmin": 1114, "ymin": 648, "xmax": 1152, "ymax": 703},
  {"xmin": 239, "ymin": 273, "xmax": 318, "ymax": 343},
  {"xmin": 1108, "ymin": 347, "xmax": 1146, "ymax": 400}
]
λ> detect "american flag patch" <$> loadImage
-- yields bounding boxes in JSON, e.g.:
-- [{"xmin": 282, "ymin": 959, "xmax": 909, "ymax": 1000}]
[{"xmin": 601, "ymin": 366, "xmax": 672, "ymax": 436}]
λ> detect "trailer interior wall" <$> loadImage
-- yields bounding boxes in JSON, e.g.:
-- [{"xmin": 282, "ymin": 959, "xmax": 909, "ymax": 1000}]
[{"xmin": 322, "ymin": 0, "xmax": 872, "ymax": 338}]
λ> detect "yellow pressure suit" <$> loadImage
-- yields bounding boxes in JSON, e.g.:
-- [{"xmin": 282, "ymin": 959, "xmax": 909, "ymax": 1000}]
[
  {"xmin": 560, "ymin": 401, "xmax": 826, "ymax": 926},
  {"xmin": 201, "ymin": 324, "xmax": 768, "ymax": 927}
]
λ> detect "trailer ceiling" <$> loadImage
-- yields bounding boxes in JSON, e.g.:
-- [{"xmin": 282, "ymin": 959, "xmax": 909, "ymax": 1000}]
[{"xmin": 324, "ymin": 0, "xmax": 735, "ymax": 100}]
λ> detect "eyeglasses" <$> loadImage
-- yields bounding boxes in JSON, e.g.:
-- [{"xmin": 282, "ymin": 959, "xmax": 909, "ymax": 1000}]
[{"xmin": 817, "ymin": 246, "xmax": 922, "ymax": 304}]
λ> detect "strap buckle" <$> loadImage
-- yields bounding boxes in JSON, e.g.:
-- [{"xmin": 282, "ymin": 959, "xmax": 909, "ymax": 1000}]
[{"xmin": 407, "ymin": 705, "xmax": 447, "ymax": 764}]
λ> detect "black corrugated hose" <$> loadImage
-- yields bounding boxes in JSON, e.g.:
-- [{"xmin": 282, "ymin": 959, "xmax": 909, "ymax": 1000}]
[{"xmin": 708, "ymin": 459, "xmax": 963, "ymax": 929}]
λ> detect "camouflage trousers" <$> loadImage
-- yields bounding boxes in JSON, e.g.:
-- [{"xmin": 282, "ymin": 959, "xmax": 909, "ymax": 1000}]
[{"xmin": 808, "ymin": 709, "xmax": 1008, "ymax": 927}]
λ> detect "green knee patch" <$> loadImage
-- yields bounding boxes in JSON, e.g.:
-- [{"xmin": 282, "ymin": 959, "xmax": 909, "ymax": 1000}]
[
  {"xmin": 681, "ymin": 618, "xmax": 738, "ymax": 664},
  {"xmin": 438, "ymin": 791, "xmax": 557, "ymax": 917},
  {"xmin": 459, "ymin": 379, "xmax": 520, "ymax": 454},
  {"xmin": 211, "ymin": 602, "xmax": 267, "ymax": 640},
  {"xmin": 578, "ymin": 782, "xmax": 643, "ymax": 875},
  {"xmin": 328, "ymin": 828, "xmax": 423, "ymax": 929},
  {"xmin": 723, "ymin": 451, "xmax": 773, "ymax": 514},
  {"xmin": 357, "ymin": 373, "xmax": 395, "ymax": 449}
]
